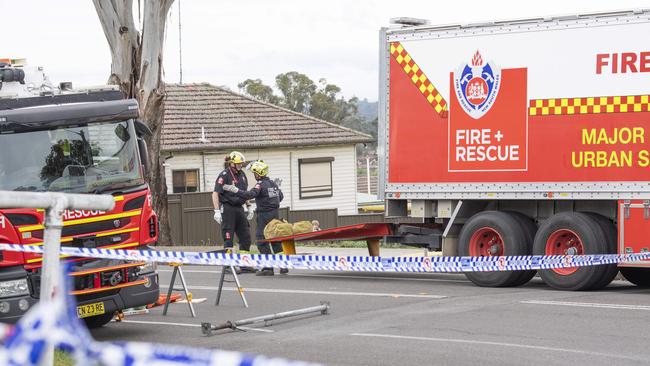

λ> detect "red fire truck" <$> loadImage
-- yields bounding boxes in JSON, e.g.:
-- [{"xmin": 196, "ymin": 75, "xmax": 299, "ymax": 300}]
[
  {"xmin": 0, "ymin": 60, "xmax": 159, "ymax": 327},
  {"xmin": 378, "ymin": 10, "xmax": 650, "ymax": 290}
]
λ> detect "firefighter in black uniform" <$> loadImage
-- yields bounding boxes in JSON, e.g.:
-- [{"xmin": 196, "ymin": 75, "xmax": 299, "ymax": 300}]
[
  {"xmin": 212, "ymin": 151, "xmax": 255, "ymax": 272},
  {"xmin": 223, "ymin": 160, "xmax": 286, "ymax": 276}
]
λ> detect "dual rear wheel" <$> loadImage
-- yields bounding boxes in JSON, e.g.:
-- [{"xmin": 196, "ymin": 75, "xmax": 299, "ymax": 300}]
[{"xmin": 459, "ymin": 211, "xmax": 618, "ymax": 290}]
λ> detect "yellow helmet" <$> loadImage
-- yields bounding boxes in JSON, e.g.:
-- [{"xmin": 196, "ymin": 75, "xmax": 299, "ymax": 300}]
[
  {"xmin": 228, "ymin": 151, "xmax": 246, "ymax": 164},
  {"xmin": 249, "ymin": 160, "xmax": 269, "ymax": 177}
]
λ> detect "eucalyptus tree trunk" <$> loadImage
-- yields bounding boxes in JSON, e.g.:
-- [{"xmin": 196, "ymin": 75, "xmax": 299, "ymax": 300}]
[{"xmin": 93, "ymin": 0, "xmax": 175, "ymax": 246}]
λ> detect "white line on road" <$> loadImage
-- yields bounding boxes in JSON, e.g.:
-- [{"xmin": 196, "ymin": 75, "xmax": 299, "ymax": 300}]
[
  {"xmin": 159, "ymin": 285, "xmax": 446, "ymax": 299},
  {"xmin": 116, "ymin": 319, "xmax": 200, "ymax": 327},
  {"xmin": 350, "ymin": 333, "xmax": 645, "ymax": 361},
  {"xmin": 116, "ymin": 320, "xmax": 274, "ymax": 332},
  {"xmin": 521, "ymin": 300, "xmax": 650, "ymax": 311},
  {"xmin": 158, "ymin": 269, "xmax": 468, "ymax": 283}
]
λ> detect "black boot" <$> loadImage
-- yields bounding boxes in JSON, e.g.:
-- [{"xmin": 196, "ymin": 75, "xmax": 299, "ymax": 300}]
[
  {"xmin": 224, "ymin": 266, "xmax": 242, "ymax": 274},
  {"xmin": 256, "ymin": 268, "xmax": 274, "ymax": 276}
]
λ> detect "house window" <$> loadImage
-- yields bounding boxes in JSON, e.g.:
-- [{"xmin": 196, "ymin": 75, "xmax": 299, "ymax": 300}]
[
  {"xmin": 298, "ymin": 157, "xmax": 334, "ymax": 199},
  {"xmin": 172, "ymin": 169, "xmax": 199, "ymax": 193}
]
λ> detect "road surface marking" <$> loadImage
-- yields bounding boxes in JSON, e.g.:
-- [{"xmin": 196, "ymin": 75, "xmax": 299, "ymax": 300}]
[
  {"xmin": 158, "ymin": 269, "xmax": 468, "ymax": 283},
  {"xmin": 521, "ymin": 300, "xmax": 650, "ymax": 311},
  {"xmin": 350, "ymin": 333, "xmax": 644, "ymax": 361},
  {"xmin": 159, "ymin": 284, "xmax": 446, "ymax": 299}
]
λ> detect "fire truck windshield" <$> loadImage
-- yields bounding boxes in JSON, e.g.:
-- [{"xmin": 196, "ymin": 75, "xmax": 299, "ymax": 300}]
[{"xmin": 0, "ymin": 120, "xmax": 144, "ymax": 193}]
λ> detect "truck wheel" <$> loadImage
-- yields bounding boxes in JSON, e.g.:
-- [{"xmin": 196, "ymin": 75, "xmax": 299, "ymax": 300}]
[
  {"xmin": 83, "ymin": 313, "xmax": 114, "ymax": 329},
  {"xmin": 620, "ymin": 268, "xmax": 650, "ymax": 287},
  {"xmin": 459, "ymin": 211, "xmax": 529, "ymax": 287},
  {"xmin": 505, "ymin": 212, "xmax": 537, "ymax": 286},
  {"xmin": 533, "ymin": 212, "xmax": 608, "ymax": 290},
  {"xmin": 583, "ymin": 213, "xmax": 618, "ymax": 290}
]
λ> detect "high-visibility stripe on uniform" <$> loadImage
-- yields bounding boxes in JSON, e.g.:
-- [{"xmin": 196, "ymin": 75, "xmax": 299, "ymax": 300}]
[
  {"xmin": 529, "ymin": 95, "xmax": 650, "ymax": 116},
  {"xmin": 390, "ymin": 42, "xmax": 448, "ymax": 117}
]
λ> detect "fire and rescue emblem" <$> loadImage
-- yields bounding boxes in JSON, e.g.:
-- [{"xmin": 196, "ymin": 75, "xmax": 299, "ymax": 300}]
[{"xmin": 453, "ymin": 50, "xmax": 501, "ymax": 119}]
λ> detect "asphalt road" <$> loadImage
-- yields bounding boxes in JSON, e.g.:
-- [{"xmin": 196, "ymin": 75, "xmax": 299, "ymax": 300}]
[{"xmin": 90, "ymin": 250, "xmax": 650, "ymax": 366}]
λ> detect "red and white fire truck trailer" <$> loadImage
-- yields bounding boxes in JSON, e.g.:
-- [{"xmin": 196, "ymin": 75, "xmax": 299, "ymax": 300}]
[
  {"xmin": 0, "ymin": 59, "xmax": 159, "ymax": 327},
  {"xmin": 378, "ymin": 10, "xmax": 650, "ymax": 290}
]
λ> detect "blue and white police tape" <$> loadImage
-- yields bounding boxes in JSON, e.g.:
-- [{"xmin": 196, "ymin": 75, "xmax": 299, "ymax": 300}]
[
  {"xmin": 1, "ymin": 243, "xmax": 649, "ymax": 273},
  {"xmin": 0, "ymin": 263, "xmax": 319, "ymax": 366}
]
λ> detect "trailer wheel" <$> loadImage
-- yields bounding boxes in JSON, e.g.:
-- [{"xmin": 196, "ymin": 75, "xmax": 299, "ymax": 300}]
[
  {"xmin": 83, "ymin": 313, "xmax": 114, "ymax": 329},
  {"xmin": 620, "ymin": 268, "xmax": 650, "ymax": 287},
  {"xmin": 583, "ymin": 213, "xmax": 618, "ymax": 290},
  {"xmin": 505, "ymin": 212, "xmax": 537, "ymax": 286},
  {"xmin": 458, "ymin": 211, "xmax": 529, "ymax": 287},
  {"xmin": 533, "ymin": 212, "xmax": 608, "ymax": 290}
]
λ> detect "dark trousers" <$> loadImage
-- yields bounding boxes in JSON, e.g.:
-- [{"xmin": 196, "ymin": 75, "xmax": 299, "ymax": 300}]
[
  {"xmin": 221, "ymin": 204, "xmax": 251, "ymax": 251},
  {"xmin": 256, "ymin": 209, "xmax": 282, "ymax": 254}
]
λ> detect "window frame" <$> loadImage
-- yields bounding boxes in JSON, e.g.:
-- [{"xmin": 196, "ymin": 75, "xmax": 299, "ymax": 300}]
[
  {"xmin": 171, "ymin": 169, "xmax": 200, "ymax": 193},
  {"xmin": 298, "ymin": 157, "xmax": 334, "ymax": 199}
]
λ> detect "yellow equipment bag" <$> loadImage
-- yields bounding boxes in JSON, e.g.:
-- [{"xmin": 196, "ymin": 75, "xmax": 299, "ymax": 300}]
[
  {"xmin": 292, "ymin": 221, "xmax": 313, "ymax": 234},
  {"xmin": 264, "ymin": 219, "xmax": 293, "ymax": 239}
]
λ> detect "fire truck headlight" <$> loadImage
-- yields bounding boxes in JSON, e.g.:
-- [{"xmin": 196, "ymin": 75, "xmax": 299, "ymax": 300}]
[
  {"xmin": 0, "ymin": 279, "xmax": 29, "ymax": 298},
  {"xmin": 137, "ymin": 262, "xmax": 157, "ymax": 275}
]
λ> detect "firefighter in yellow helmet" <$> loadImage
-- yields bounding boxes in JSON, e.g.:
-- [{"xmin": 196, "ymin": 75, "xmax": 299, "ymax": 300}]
[
  {"xmin": 223, "ymin": 160, "xmax": 286, "ymax": 276},
  {"xmin": 212, "ymin": 151, "xmax": 254, "ymax": 272}
]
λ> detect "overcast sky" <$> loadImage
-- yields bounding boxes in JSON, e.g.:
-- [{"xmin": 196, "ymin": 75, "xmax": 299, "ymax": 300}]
[{"xmin": 4, "ymin": 0, "xmax": 649, "ymax": 101}]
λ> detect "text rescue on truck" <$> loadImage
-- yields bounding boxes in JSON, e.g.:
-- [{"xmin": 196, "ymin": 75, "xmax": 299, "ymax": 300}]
[{"xmin": 0, "ymin": 98, "xmax": 160, "ymax": 328}]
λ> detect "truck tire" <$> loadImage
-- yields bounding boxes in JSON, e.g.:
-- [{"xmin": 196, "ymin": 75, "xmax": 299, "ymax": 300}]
[
  {"xmin": 459, "ymin": 211, "xmax": 530, "ymax": 287},
  {"xmin": 620, "ymin": 268, "xmax": 650, "ymax": 287},
  {"xmin": 83, "ymin": 313, "xmax": 114, "ymax": 329},
  {"xmin": 583, "ymin": 213, "xmax": 618, "ymax": 290},
  {"xmin": 533, "ymin": 212, "xmax": 608, "ymax": 290},
  {"xmin": 505, "ymin": 212, "xmax": 537, "ymax": 286}
]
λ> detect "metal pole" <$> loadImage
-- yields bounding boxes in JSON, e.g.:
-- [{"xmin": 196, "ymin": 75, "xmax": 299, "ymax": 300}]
[
  {"xmin": 231, "ymin": 266, "xmax": 248, "ymax": 308},
  {"xmin": 0, "ymin": 191, "xmax": 114, "ymax": 211},
  {"xmin": 38, "ymin": 202, "xmax": 64, "ymax": 366},
  {"xmin": 215, "ymin": 266, "xmax": 248, "ymax": 308},
  {"xmin": 40, "ymin": 201, "xmax": 64, "ymax": 301},
  {"xmin": 366, "ymin": 156, "xmax": 371, "ymax": 194},
  {"xmin": 178, "ymin": 0, "xmax": 183, "ymax": 84},
  {"xmin": 0, "ymin": 191, "xmax": 114, "ymax": 366},
  {"xmin": 215, "ymin": 267, "xmax": 227, "ymax": 306},
  {"xmin": 201, "ymin": 302, "xmax": 329, "ymax": 336},
  {"xmin": 162, "ymin": 266, "xmax": 178, "ymax": 316},
  {"xmin": 177, "ymin": 266, "xmax": 196, "ymax": 317}
]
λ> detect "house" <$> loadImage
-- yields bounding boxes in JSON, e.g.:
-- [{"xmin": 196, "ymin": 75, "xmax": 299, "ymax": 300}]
[{"xmin": 161, "ymin": 83, "xmax": 374, "ymax": 215}]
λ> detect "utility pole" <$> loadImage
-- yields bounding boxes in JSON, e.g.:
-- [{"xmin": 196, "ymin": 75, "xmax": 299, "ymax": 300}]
[{"xmin": 178, "ymin": 0, "xmax": 183, "ymax": 84}]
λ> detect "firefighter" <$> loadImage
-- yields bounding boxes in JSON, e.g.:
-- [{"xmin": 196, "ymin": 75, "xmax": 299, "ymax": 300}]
[
  {"xmin": 212, "ymin": 151, "xmax": 255, "ymax": 273},
  {"xmin": 223, "ymin": 160, "xmax": 286, "ymax": 276}
]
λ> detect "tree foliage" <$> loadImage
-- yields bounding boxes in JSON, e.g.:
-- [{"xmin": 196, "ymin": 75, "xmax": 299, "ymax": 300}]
[
  {"xmin": 237, "ymin": 79, "xmax": 279, "ymax": 105},
  {"xmin": 239, "ymin": 72, "xmax": 378, "ymax": 155},
  {"xmin": 275, "ymin": 72, "xmax": 317, "ymax": 114},
  {"xmin": 239, "ymin": 72, "xmax": 377, "ymax": 150}
]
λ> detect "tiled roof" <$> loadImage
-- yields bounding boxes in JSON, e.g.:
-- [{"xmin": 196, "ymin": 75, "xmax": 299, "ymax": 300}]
[{"xmin": 162, "ymin": 83, "xmax": 374, "ymax": 152}]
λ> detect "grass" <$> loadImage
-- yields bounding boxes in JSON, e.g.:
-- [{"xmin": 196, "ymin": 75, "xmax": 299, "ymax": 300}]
[
  {"xmin": 55, "ymin": 350, "xmax": 74, "ymax": 366},
  {"xmin": 298, "ymin": 240, "xmax": 412, "ymax": 249}
]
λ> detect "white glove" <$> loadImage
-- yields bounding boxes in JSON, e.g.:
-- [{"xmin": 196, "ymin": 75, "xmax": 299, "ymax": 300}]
[
  {"xmin": 223, "ymin": 184, "xmax": 239, "ymax": 193},
  {"xmin": 245, "ymin": 205, "xmax": 254, "ymax": 221},
  {"xmin": 213, "ymin": 209, "xmax": 222, "ymax": 224}
]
